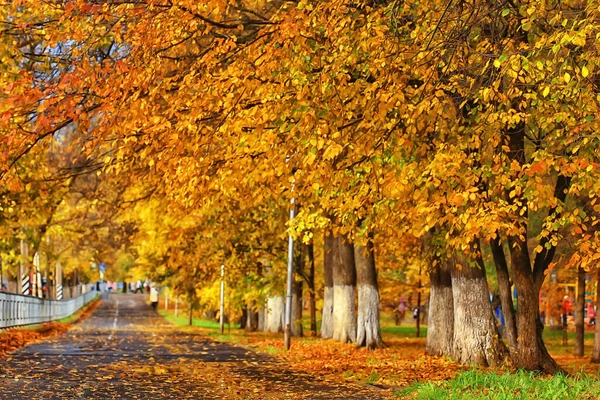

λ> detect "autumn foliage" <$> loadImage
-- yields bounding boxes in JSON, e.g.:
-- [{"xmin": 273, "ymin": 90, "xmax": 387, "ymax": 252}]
[{"xmin": 3, "ymin": 0, "xmax": 600, "ymax": 378}]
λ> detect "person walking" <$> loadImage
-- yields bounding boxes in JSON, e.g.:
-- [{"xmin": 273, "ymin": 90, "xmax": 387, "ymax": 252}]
[
  {"xmin": 396, "ymin": 298, "xmax": 407, "ymax": 325},
  {"xmin": 150, "ymin": 285, "xmax": 159, "ymax": 310}
]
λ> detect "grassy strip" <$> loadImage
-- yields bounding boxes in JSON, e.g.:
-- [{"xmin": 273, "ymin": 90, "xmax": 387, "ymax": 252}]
[{"xmin": 395, "ymin": 369, "xmax": 600, "ymax": 399}]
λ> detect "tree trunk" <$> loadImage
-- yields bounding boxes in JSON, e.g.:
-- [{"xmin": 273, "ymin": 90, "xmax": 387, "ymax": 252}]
[
  {"xmin": 246, "ymin": 303, "xmax": 258, "ymax": 331},
  {"xmin": 291, "ymin": 245, "xmax": 304, "ymax": 337},
  {"xmin": 490, "ymin": 237, "xmax": 518, "ymax": 354},
  {"xmin": 239, "ymin": 307, "xmax": 247, "ymax": 328},
  {"xmin": 291, "ymin": 279, "xmax": 303, "ymax": 337},
  {"xmin": 265, "ymin": 296, "xmax": 285, "ymax": 333},
  {"xmin": 451, "ymin": 256, "xmax": 506, "ymax": 366},
  {"xmin": 426, "ymin": 261, "xmax": 454, "ymax": 356},
  {"xmin": 575, "ymin": 267, "xmax": 585, "ymax": 356},
  {"xmin": 503, "ymin": 123, "xmax": 567, "ymax": 373},
  {"xmin": 332, "ymin": 234, "xmax": 356, "ymax": 343},
  {"xmin": 592, "ymin": 268, "xmax": 600, "ymax": 362},
  {"xmin": 307, "ymin": 241, "xmax": 317, "ymax": 336},
  {"xmin": 321, "ymin": 230, "xmax": 335, "ymax": 339},
  {"xmin": 257, "ymin": 306, "xmax": 265, "ymax": 332},
  {"xmin": 510, "ymin": 238, "xmax": 560, "ymax": 373},
  {"xmin": 354, "ymin": 239, "xmax": 383, "ymax": 349}
]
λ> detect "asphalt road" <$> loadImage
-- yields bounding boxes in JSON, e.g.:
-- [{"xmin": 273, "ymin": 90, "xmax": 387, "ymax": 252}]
[{"xmin": 0, "ymin": 293, "xmax": 389, "ymax": 399}]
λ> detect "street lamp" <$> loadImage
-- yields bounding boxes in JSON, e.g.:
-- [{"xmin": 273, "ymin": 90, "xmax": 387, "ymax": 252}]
[{"xmin": 284, "ymin": 168, "xmax": 296, "ymax": 350}]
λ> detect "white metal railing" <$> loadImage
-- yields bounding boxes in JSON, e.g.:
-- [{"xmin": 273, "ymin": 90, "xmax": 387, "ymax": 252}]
[{"xmin": 0, "ymin": 289, "xmax": 97, "ymax": 329}]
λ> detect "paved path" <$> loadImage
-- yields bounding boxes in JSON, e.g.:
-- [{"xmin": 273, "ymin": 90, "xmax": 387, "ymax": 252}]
[{"xmin": 0, "ymin": 294, "xmax": 389, "ymax": 399}]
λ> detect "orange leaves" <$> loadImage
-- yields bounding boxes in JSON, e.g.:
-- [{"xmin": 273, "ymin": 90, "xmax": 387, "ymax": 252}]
[{"xmin": 235, "ymin": 333, "xmax": 463, "ymax": 387}]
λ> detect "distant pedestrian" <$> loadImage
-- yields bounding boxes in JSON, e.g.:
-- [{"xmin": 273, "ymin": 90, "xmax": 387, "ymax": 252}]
[
  {"xmin": 150, "ymin": 285, "xmax": 159, "ymax": 310},
  {"xmin": 136, "ymin": 280, "xmax": 143, "ymax": 293},
  {"xmin": 395, "ymin": 298, "xmax": 407, "ymax": 326},
  {"xmin": 413, "ymin": 307, "xmax": 419, "ymax": 320}
]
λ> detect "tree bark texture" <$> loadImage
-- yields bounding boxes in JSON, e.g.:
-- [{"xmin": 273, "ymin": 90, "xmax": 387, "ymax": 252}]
[
  {"xmin": 490, "ymin": 237, "xmax": 518, "ymax": 354},
  {"xmin": 510, "ymin": 238, "xmax": 560, "ymax": 373},
  {"xmin": 503, "ymin": 122, "xmax": 565, "ymax": 373},
  {"xmin": 354, "ymin": 240, "xmax": 383, "ymax": 349},
  {"xmin": 257, "ymin": 306, "xmax": 265, "ymax": 332},
  {"xmin": 332, "ymin": 234, "xmax": 356, "ymax": 343},
  {"xmin": 291, "ymin": 246, "xmax": 304, "ymax": 337},
  {"xmin": 574, "ymin": 267, "xmax": 585, "ymax": 356},
  {"xmin": 292, "ymin": 279, "xmax": 303, "ymax": 337},
  {"xmin": 265, "ymin": 296, "xmax": 284, "ymax": 333},
  {"xmin": 246, "ymin": 302, "xmax": 258, "ymax": 331},
  {"xmin": 426, "ymin": 261, "xmax": 454, "ymax": 357},
  {"xmin": 592, "ymin": 269, "xmax": 600, "ymax": 362},
  {"xmin": 307, "ymin": 241, "xmax": 317, "ymax": 336},
  {"xmin": 321, "ymin": 230, "xmax": 335, "ymax": 339},
  {"xmin": 450, "ymin": 258, "xmax": 506, "ymax": 366}
]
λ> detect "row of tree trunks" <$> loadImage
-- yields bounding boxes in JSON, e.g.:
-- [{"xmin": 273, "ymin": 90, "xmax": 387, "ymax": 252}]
[
  {"xmin": 257, "ymin": 229, "xmax": 382, "ymax": 348},
  {"xmin": 426, "ymin": 255, "xmax": 506, "ymax": 366},
  {"xmin": 321, "ymin": 230, "xmax": 382, "ymax": 348}
]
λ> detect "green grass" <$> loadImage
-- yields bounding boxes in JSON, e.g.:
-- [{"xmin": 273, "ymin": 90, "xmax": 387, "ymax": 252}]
[
  {"xmin": 158, "ymin": 309, "xmax": 221, "ymax": 329},
  {"xmin": 542, "ymin": 327, "xmax": 597, "ymax": 356},
  {"xmin": 395, "ymin": 369, "xmax": 600, "ymax": 399},
  {"xmin": 381, "ymin": 324, "xmax": 427, "ymax": 338}
]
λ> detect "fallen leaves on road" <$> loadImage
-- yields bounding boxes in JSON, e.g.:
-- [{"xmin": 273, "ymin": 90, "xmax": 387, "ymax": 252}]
[{"xmin": 0, "ymin": 299, "xmax": 100, "ymax": 359}]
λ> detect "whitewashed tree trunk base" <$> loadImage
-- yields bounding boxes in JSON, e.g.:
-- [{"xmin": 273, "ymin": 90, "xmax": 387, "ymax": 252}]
[
  {"xmin": 426, "ymin": 267, "xmax": 454, "ymax": 356},
  {"xmin": 452, "ymin": 272, "xmax": 504, "ymax": 366},
  {"xmin": 321, "ymin": 287, "xmax": 334, "ymax": 339},
  {"xmin": 356, "ymin": 284, "xmax": 383, "ymax": 349},
  {"xmin": 265, "ymin": 296, "xmax": 284, "ymax": 333},
  {"xmin": 332, "ymin": 284, "xmax": 356, "ymax": 343}
]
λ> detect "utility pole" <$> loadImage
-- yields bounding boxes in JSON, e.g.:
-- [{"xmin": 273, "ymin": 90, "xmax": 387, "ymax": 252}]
[
  {"xmin": 284, "ymin": 176, "xmax": 295, "ymax": 350},
  {"xmin": 220, "ymin": 264, "xmax": 225, "ymax": 334}
]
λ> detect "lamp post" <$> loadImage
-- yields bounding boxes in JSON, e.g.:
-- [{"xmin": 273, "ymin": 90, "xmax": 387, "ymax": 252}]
[{"xmin": 284, "ymin": 177, "xmax": 295, "ymax": 350}]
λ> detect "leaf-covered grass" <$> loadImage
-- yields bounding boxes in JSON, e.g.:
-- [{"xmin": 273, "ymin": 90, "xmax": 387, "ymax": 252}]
[
  {"xmin": 395, "ymin": 369, "xmax": 600, "ymax": 399},
  {"xmin": 158, "ymin": 308, "xmax": 600, "ymax": 393}
]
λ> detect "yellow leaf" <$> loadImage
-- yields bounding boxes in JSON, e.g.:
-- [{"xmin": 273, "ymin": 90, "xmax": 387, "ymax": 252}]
[
  {"xmin": 582, "ymin": 66, "xmax": 589, "ymax": 78},
  {"xmin": 564, "ymin": 72, "xmax": 571, "ymax": 83},
  {"xmin": 534, "ymin": 245, "xmax": 543, "ymax": 253},
  {"xmin": 542, "ymin": 87, "xmax": 550, "ymax": 97}
]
